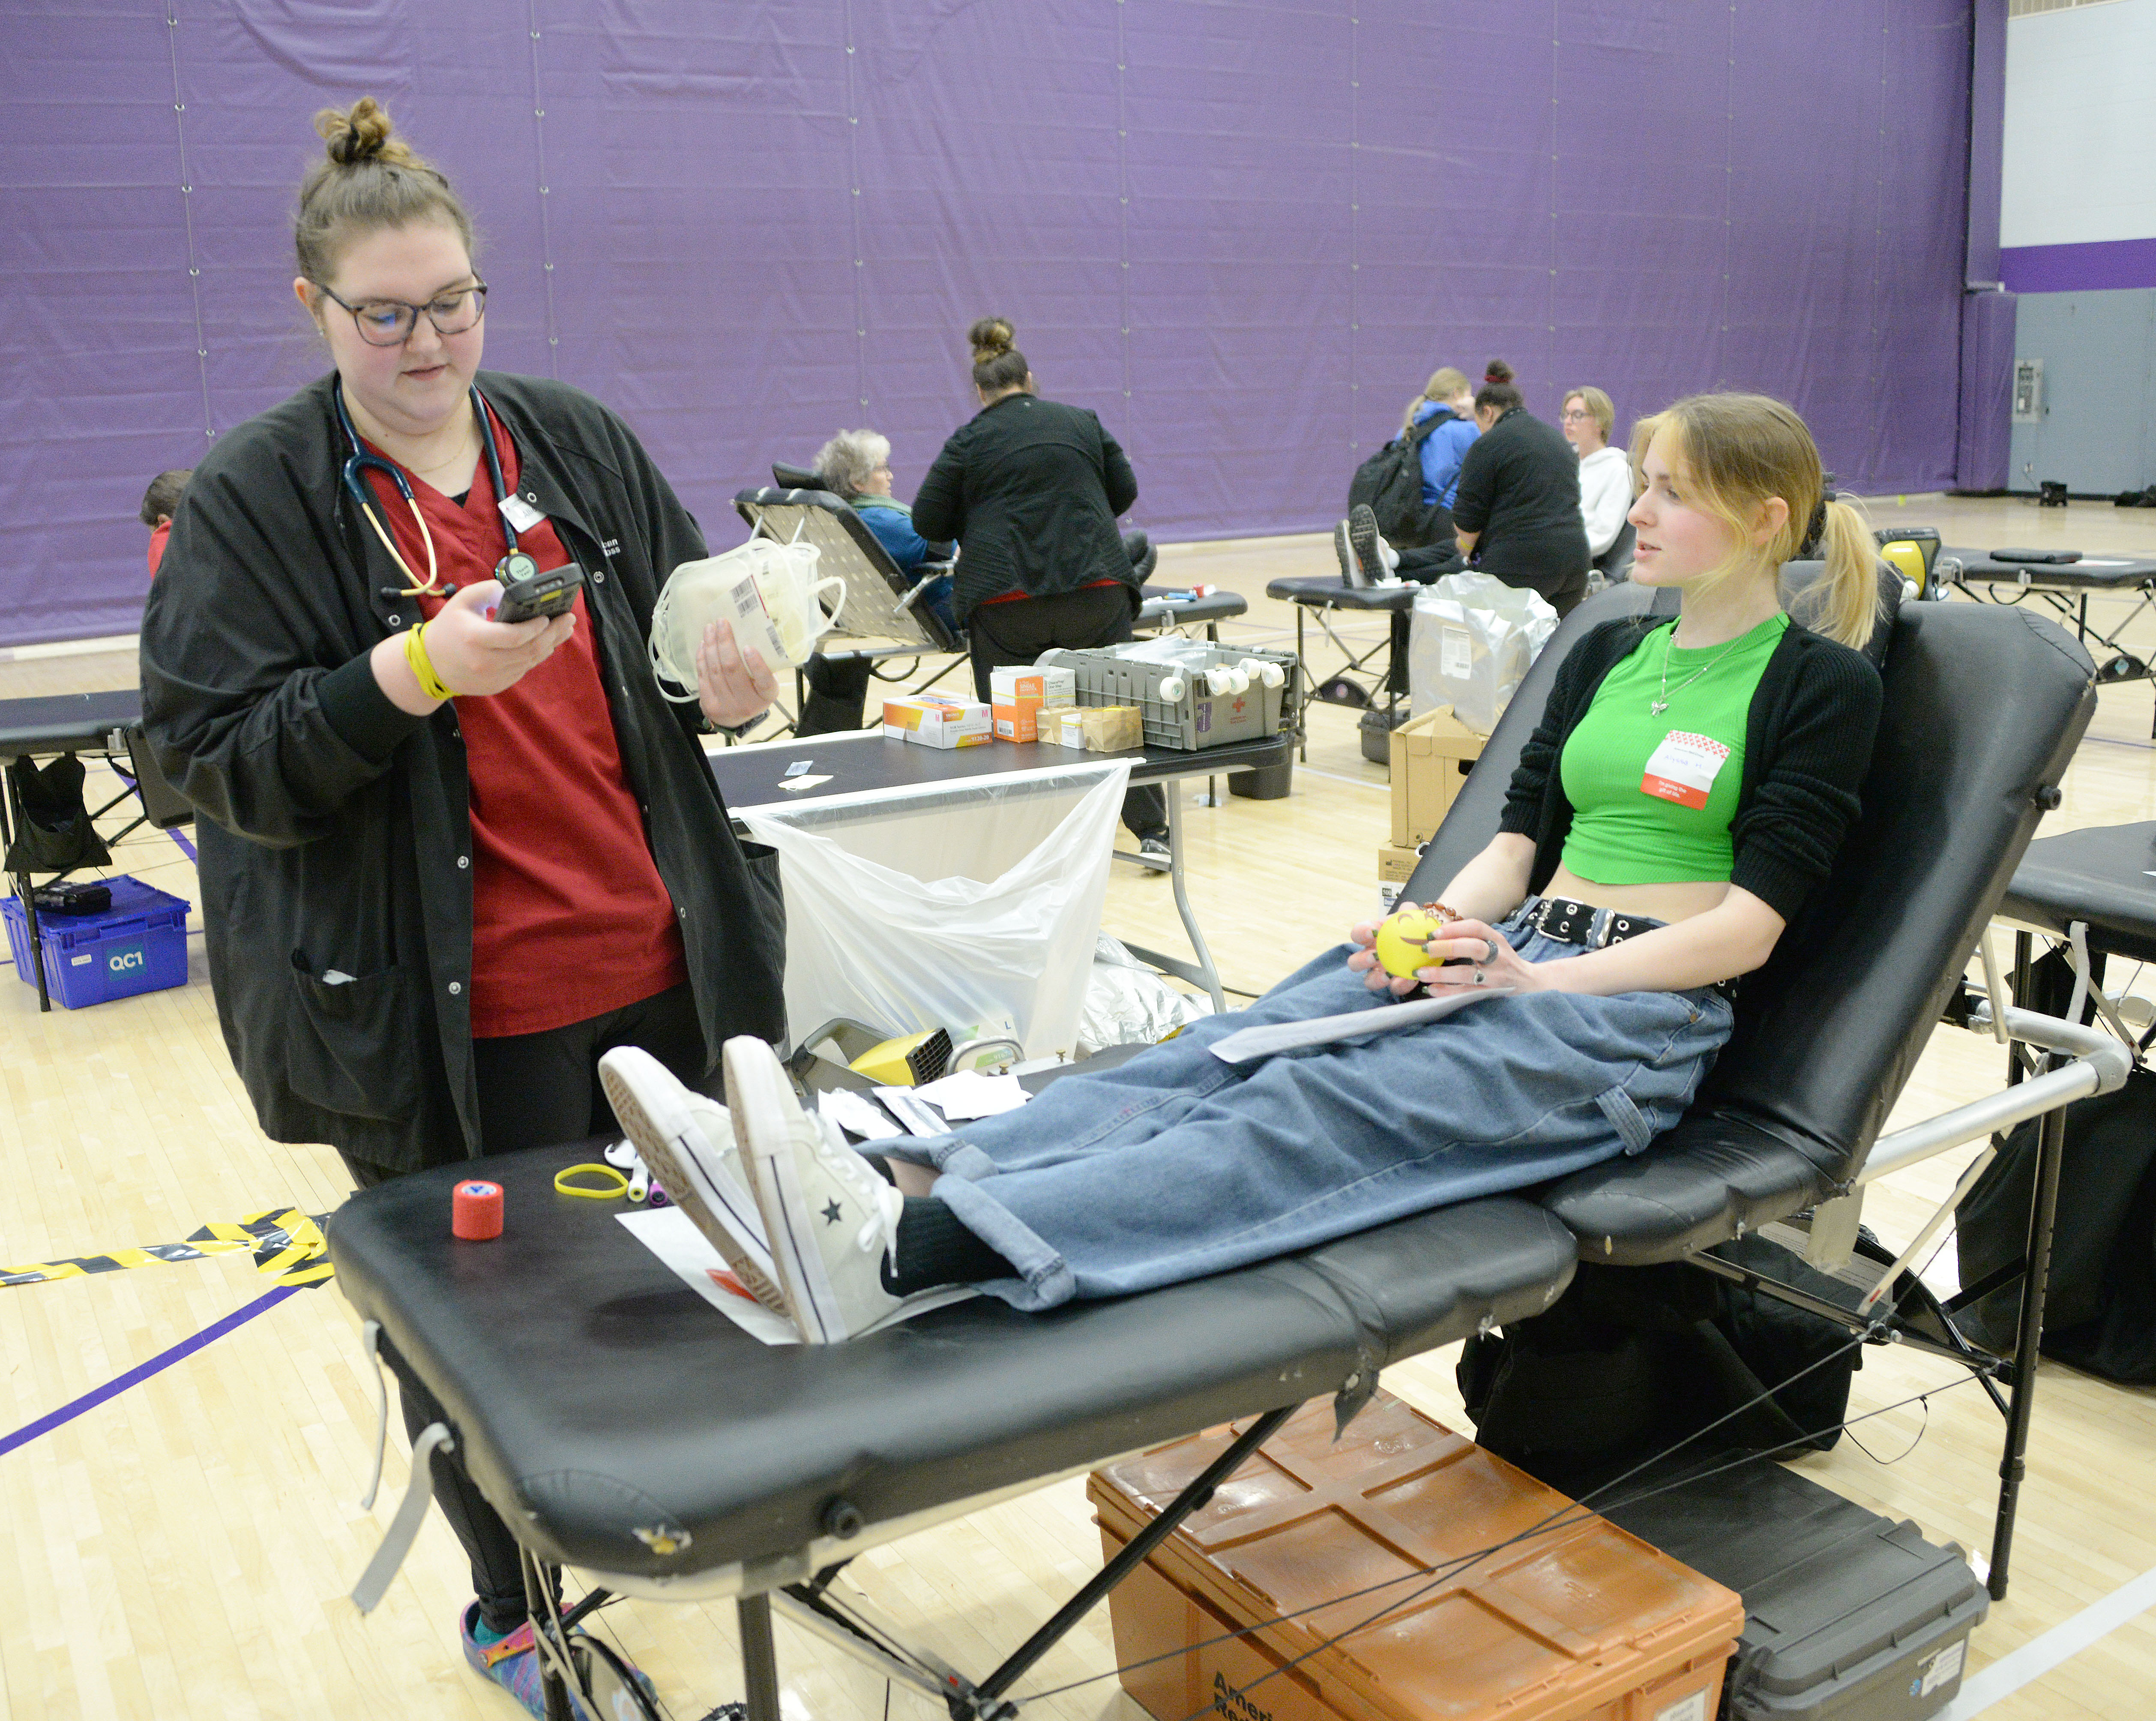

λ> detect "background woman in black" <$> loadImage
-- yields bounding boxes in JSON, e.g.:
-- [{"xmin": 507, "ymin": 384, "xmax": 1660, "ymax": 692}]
[{"xmin": 912, "ymin": 318, "xmax": 1170, "ymax": 856}]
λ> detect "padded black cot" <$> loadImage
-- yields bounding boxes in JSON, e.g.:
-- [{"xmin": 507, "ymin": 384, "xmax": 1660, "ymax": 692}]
[
  {"xmin": 329, "ymin": 579, "xmax": 2107, "ymax": 1719},
  {"xmin": 1410, "ymin": 579, "xmax": 2108, "ymax": 1602},
  {"xmin": 1946, "ymin": 545, "xmax": 2156, "ymax": 718}
]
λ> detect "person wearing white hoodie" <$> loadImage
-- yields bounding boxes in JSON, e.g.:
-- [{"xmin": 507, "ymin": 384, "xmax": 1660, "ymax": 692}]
[{"xmin": 1563, "ymin": 387, "xmax": 1633, "ymax": 559}]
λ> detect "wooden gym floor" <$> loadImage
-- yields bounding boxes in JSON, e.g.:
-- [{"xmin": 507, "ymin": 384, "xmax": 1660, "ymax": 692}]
[{"xmin": 3, "ymin": 493, "xmax": 2154, "ymax": 1719}]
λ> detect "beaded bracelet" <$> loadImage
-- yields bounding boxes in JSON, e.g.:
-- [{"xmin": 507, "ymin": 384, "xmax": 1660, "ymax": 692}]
[{"xmin": 402, "ymin": 621, "xmax": 456, "ymax": 704}]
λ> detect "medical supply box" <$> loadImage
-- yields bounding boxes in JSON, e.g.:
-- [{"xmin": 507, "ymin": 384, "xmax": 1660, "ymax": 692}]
[
  {"xmin": 1390, "ymin": 705, "xmax": 1484, "ymax": 847},
  {"xmin": 1090, "ymin": 1392, "xmax": 1743, "ymax": 1721},
  {"xmin": 880, "ymin": 695, "xmax": 992, "ymax": 749},
  {"xmin": 1036, "ymin": 642, "xmax": 1300, "ymax": 751},
  {"xmin": 3, "ymin": 873, "xmax": 190, "ymax": 1009},
  {"xmin": 1048, "ymin": 704, "xmax": 1144, "ymax": 753},
  {"xmin": 990, "ymin": 665, "xmax": 1077, "ymax": 742},
  {"xmin": 1598, "ymin": 1460, "xmax": 1987, "ymax": 1721}
]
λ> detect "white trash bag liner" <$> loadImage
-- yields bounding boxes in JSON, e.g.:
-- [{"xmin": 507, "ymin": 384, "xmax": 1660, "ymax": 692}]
[
  {"xmin": 1076, "ymin": 933, "xmax": 1213, "ymax": 1057},
  {"xmin": 1407, "ymin": 572, "xmax": 1559, "ymax": 734},
  {"xmin": 738, "ymin": 762, "xmax": 1130, "ymax": 1061}
]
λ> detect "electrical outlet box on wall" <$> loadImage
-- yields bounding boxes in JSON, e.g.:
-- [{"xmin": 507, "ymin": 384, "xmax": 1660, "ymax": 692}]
[{"xmin": 2012, "ymin": 357, "xmax": 2044, "ymax": 422}]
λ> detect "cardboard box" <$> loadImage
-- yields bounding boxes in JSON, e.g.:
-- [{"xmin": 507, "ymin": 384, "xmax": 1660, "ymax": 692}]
[
  {"xmin": 1377, "ymin": 842, "xmax": 1423, "ymax": 885},
  {"xmin": 991, "ymin": 665, "xmax": 1078, "ymax": 742},
  {"xmin": 1092, "ymin": 1392, "xmax": 1742, "ymax": 1721},
  {"xmin": 1048, "ymin": 704, "xmax": 1144, "ymax": 753},
  {"xmin": 1390, "ymin": 705, "xmax": 1484, "ymax": 848},
  {"xmin": 881, "ymin": 695, "xmax": 992, "ymax": 749}
]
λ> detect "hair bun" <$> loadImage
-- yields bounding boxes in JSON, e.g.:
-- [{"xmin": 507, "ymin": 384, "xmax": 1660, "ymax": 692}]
[
  {"xmin": 316, "ymin": 96, "xmax": 407, "ymax": 169},
  {"xmin": 967, "ymin": 315, "xmax": 1015, "ymax": 363}
]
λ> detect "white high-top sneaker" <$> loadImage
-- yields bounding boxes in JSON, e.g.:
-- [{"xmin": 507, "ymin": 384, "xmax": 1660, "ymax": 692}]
[
  {"xmin": 598, "ymin": 1046, "xmax": 784, "ymax": 1316},
  {"xmin": 723, "ymin": 1036, "xmax": 907, "ymax": 1344}
]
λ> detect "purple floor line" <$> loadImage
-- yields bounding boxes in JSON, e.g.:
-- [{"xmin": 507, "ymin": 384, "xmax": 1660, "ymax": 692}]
[{"xmin": 0, "ymin": 1283, "xmax": 295, "ymax": 1459}]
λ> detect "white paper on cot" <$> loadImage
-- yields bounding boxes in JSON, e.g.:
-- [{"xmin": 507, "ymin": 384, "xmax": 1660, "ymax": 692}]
[
  {"xmin": 1640, "ymin": 731, "xmax": 1731, "ymax": 811},
  {"xmin": 498, "ymin": 493, "xmax": 546, "ymax": 534},
  {"xmin": 617, "ymin": 1207, "xmax": 974, "ymax": 1343},
  {"xmin": 1209, "ymin": 986, "xmax": 1512, "ymax": 1064},
  {"xmin": 910, "ymin": 1069, "xmax": 1030, "ymax": 1121},
  {"xmin": 819, "ymin": 1087, "xmax": 902, "ymax": 1142},
  {"xmin": 776, "ymin": 774, "xmax": 833, "ymax": 793},
  {"xmin": 874, "ymin": 1087, "xmax": 950, "ymax": 1137}
]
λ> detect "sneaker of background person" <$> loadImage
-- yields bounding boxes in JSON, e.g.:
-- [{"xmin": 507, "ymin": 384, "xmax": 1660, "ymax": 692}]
[
  {"xmin": 724, "ymin": 1035, "xmax": 906, "ymax": 1343},
  {"xmin": 1138, "ymin": 834, "xmax": 1172, "ymax": 869},
  {"xmin": 598, "ymin": 1046, "xmax": 785, "ymax": 1316},
  {"xmin": 1347, "ymin": 503, "xmax": 1400, "ymax": 583}
]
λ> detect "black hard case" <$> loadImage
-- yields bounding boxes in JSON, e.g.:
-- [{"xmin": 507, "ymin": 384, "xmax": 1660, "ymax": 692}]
[{"xmin": 1599, "ymin": 1460, "xmax": 1988, "ymax": 1721}]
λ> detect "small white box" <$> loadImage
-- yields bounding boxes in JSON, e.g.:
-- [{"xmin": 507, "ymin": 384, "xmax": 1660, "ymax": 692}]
[{"xmin": 882, "ymin": 696, "xmax": 993, "ymax": 749}]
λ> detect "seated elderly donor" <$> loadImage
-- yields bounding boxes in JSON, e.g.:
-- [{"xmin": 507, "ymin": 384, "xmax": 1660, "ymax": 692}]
[
  {"xmin": 1563, "ymin": 387, "xmax": 1632, "ymax": 561},
  {"xmin": 599, "ymin": 393, "xmax": 1886, "ymax": 1342},
  {"xmin": 795, "ymin": 427, "xmax": 956, "ymax": 737}
]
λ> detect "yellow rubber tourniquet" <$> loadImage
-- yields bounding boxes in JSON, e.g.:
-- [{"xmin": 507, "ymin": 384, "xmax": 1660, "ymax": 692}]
[{"xmin": 553, "ymin": 1163, "xmax": 629, "ymax": 1200}]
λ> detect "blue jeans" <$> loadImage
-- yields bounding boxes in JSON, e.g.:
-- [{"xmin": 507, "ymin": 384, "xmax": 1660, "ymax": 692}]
[{"xmin": 883, "ymin": 908, "xmax": 1735, "ymax": 1310}]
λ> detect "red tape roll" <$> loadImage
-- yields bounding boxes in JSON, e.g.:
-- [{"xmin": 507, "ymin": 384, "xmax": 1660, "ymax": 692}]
[{"xmin": 452, "ymin": 1179, "xmax": 504, "ymax": 1241}]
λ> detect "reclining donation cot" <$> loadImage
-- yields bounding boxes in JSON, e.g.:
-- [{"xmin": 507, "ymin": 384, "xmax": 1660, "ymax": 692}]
[{"xmin": 329, "ymin": 582, "xmax": 2104, "ymax": 1719}]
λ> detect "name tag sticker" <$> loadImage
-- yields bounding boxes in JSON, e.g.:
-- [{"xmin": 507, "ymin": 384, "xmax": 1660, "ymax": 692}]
[
  {"xmin": 499, "ymin": 493, "xmax": 546, "ymax": 534},
  {"xmin": 1641, "ymin": 731, "xmax": 1731, "ymax": 810}
]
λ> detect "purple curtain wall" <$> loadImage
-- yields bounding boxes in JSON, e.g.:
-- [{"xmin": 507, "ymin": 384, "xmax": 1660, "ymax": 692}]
[{"xmin": 1, "ymin": 1, "xmax": 1976, "ymax": 648}]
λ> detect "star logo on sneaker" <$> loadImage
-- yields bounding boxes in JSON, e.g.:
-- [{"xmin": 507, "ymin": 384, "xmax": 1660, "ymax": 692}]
[{"xmin": 822, "ymin": 1199, "xmax": 843, "ymax": 1226}]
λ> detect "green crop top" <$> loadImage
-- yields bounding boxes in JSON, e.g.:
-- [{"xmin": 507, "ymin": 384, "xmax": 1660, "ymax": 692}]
[{"xmin": 1558, "ymin": 613, "xmax": 1790, "ymax": 885}]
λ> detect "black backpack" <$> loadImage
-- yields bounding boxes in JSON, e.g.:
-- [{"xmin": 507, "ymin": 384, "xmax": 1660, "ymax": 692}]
[{"xmin": 1348, "ymin": 409, "xmax": 1457, "ymax": 549}]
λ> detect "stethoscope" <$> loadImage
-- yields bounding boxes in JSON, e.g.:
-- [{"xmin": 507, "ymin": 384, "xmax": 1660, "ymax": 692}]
[{"xmin": 336, "ymin": 380, "xmax": 536, "ymax": 597}]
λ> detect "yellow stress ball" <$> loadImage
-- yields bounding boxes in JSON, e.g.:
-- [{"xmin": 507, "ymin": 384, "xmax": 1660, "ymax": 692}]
[{"xmin": 1374, "ymin": 908, "xmax": 1447, "ymax": 979}]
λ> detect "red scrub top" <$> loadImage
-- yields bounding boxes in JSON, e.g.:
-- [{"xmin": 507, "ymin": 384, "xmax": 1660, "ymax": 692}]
[
  {"xmin": 367, "ymin": 404, "xmax": 689, "ymax": 1038},
  {"xmin": 147, "ymin": 519, "xmax": 170, "ymax": 576}
]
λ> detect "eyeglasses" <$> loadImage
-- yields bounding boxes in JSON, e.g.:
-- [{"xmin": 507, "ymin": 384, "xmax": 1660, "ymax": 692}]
[
  {"xmin": 316, "ymin": 281, "xmax": 488, "ymax": 347},
  {"xmin": 1560, "ymin": 407, "xmax": 1593, "ymax": 423}
]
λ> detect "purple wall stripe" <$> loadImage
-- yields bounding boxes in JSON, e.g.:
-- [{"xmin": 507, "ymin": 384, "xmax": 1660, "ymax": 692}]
[{"xmin": 2001, "ymin": 239, "xmax": 2156, "ymax": 297}]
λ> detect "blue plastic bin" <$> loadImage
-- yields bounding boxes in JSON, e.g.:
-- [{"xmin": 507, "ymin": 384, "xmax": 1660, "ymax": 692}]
[{"xmin": 3, "ymin": 875, "xmax": 191, "ymax": 1008}]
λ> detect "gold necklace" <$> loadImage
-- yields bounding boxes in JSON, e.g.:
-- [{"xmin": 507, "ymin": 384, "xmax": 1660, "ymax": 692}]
[{"xmin": 1651, "ymin": 624, "xmax": 1749, "ymax": 717}]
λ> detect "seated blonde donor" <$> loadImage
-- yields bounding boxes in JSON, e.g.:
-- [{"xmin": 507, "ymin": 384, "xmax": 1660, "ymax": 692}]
[{"xmin": 602, "ymin": 392, "xmax": 1887, "ymax": 1345}]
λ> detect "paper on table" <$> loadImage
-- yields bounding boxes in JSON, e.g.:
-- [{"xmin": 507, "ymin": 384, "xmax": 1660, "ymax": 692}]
[
  {"xmin": 820, "ymin": 1086, "xmax": 902, "ymax": 1141},
  {"xmin": 909, "ymin": 1069, "xmax": 1029, "ymax": 1120},
  {"xmin": 1207, "ymin": 987, "xmax": 1512, "ymax": 1064},
  {"xmin": 777, "ymin": 774, "xmax": 833, "ymax": 793},
  {"xmin": 618, "ymin": 1206, "xmax": 799, "ymax": 1344},
  {"xmin": 874, "ymin": 1087, "xmax": 949, "ymax": 1138},
  {"xmin": 617, "ymin": 1207, "xmax": 975, "ymax": 1344}
]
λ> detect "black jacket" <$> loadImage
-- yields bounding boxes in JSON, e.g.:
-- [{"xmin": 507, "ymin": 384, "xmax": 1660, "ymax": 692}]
[
  {"xmin": 1500, "ymin": 617, "xmax": 1883, "ymax": 923},
  {"xmin": 1452, "ymin": 408, "xmax": 1590, "ymax": 597},
  {"xmin": 912, "ymin": 394, "xmax": 1139, "ymax": 619},
  {"xmin": 140, "ymin": 371, "xmax": 787, "ymax": 1175}
]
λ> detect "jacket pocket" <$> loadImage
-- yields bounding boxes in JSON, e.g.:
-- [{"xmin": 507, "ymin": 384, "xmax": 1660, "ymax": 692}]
[{"xmin": 284, "ymin": 954, "xmax": 421, "ymax": 1122}]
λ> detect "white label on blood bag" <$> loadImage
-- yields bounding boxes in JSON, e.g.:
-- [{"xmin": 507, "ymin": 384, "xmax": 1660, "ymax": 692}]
[
  {"xmin": 1441, "ymin": 625, "xmax": 1473, "ymax": 681},
  {"xmin": 1641, "ymin": 731, "xmax": 1731, "ymax": 810}
]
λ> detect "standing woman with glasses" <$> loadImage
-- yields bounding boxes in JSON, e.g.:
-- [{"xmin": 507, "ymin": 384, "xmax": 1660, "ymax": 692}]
[{"xmin": 140, "ymin": 98, "xmax": 785, "ymax": 1712}]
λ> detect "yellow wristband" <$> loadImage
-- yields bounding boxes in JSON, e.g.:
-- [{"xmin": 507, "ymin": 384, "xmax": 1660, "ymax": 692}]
[{"xmin": 403, "ymin": 620, "xmax": 455, "ymax": 703}]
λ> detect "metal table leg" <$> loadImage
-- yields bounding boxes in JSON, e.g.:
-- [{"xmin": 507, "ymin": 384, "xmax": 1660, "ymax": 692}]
[
  {"xmin": 1113, "ymin": 781, "xmax": 1227, "ymax": 1013},
  {"xmin": 1988, "ymin": 1088, "xmax": 2067, "ymax": 1601},
  {"xmin": 739, "ymin": 1592, "xmax": 784, "ymax": 1721},
  {"xmin": 2, "ymin": 767, "xmax": 51, "ymax": 1012}
]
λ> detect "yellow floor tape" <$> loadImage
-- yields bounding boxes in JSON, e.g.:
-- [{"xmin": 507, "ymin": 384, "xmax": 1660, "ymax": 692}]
[{"xmin": 2, "ymin": 1208, "xmax": 333, "ymax": 1289}]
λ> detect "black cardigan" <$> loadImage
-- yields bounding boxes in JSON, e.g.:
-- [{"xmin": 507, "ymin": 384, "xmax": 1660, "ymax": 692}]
[
  {"xmin": 1499, "ymin": 616, "xmax": 1884, "ymax": 922},
  {"xmin": 912, "ymin": 393, "xmax": 1139, "ymax": 619},
  {"xmin": 140, "ymin": 370, "xmax": 788, "ymax": 1175}
]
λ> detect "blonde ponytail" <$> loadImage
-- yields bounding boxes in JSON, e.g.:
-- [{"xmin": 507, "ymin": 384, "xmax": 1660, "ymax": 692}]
[{"xmin": 1811, "ymin": 497, "xmax": 1882, "ymax": 652}]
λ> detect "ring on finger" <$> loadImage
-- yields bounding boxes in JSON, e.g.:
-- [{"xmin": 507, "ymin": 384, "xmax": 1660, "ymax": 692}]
[{"xmin": 1473, "ymin": 936, "xmax": 1497, "ymax": 967}]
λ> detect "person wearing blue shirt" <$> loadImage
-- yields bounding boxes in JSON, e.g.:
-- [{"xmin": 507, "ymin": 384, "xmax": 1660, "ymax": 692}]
[
  {"xmin": 796, "ymin": 429, "xmax": 956, "ymax": 736},
  {"xmin": 1407, "ymin": 367, "xmax": 1480, "ymax": 510}
]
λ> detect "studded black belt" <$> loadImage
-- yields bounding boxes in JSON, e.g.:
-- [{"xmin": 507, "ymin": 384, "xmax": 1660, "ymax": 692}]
[{"xmin": 1526, "ymin": 896, "xmax": 1740, "ymax": 1003}]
